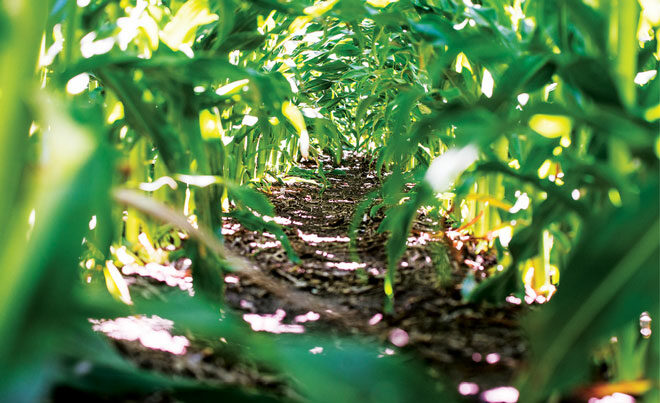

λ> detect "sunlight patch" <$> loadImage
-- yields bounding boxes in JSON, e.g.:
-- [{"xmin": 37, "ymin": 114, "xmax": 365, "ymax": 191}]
[
  {"xmin": 309, "ymin": 346, "xmax": 324, "ymax": 354},
  {"xmin": 222, "ymin": 222, "xmax": 241, "ymax": 235},
  {"xmin": 91, "ymin": 315, "xmax": 189, "ymax": 355},
  {"xmin": 486, "ymin": 353, "xmax": 500, "ymax": 364},
  {"xmin": 369, "ymin": 313, "xmax": 383, "ymax": 326},
  {"xmin": 160, "ymin": 0, "xmax": 218, "ymax": 53},
  {"xmin": 243, "ymin": 309, "xmax": 305, "ymax": 334},
  {"xmin": 121, "ymin": 261, "xmax": 194, "ymax": 295},
  {"xmin": 297, "ymin": 229, "xmax": 349, "ymax": 244},
  {"xmin": 481, "ymin": 68, "xmax": 494, "ymax": 98},
  {"xmin": 509, "ymin": 192, "xmax": 530, "ymax": 213},
  {"xmin": 139, "ymin": 176, "xmax": 178, "ymax": 192},
  {"xmin": 66, "ymin": 73, "xmax": 90, "ymax": 95},
  {"xmin": 588, "ymin": 393, "xmax": 635, "ymax": 403},
  {"xmin": 529, "ymin": 114, "xmax": 572, "ymax": 138},
  {"xmin": 425, "ymin": 144, "xmax": 479, "ymax": 193},
  {"xmin": 295, "ymin": 311, "xmax": 320, "ymax": 323},
  {"xmin": 80, "ymin": 32, "xmax": 115, "ymax": 58},
  {"xmin": 389, "ymin": 328, "xmax": 409, "ymax": 347},
  {"xmin": 304, "ymin": 0, "xmax": 339, "ymax": 17},
  {"xmin": 216, "ymin": 79, "xmax": 250, "ymax": 96},
  {"xmin": 366, "ymin": 0, "xmax": 399, "ymax": 8},
  {"xmin": 640, "ymin": 311, "xmax": 652, "ymax": 338},
  {"xmin": 378, "ymin": 348, "xmax": 397, "ymax": 358},
  {"xmin": 249, "ymin": 240, "xmax": 281, "ymax": 249},
  {"xmin": 224, "ymin": 275, "xmax": 239, "ymax": 284},
  {"xmin": 458, "ymin": 382, "xmax": 479, "ymax": 396},
  {"xmin": 326, "ymin": 261, "xmax": 366, "ymax": 271},
  {"xmin": 481, "ymin": 386, "xmax": 519, "ymax": 403}
]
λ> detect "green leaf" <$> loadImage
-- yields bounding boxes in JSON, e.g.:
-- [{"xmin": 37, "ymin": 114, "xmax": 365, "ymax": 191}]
[
  {"xmin": 0, "ymin": 96, "xmax": 113, "ymax": 398},
  {"xmin": 272, "ymin": 337, "xmax": 452, "ymax": 403},
  {"xmin": 228, "ymin": 183, "xmax": 276, "ymax": 217},
  {"xmin": 518, "ymin": 180, "xmax": 660, "ymax": 401},
  {"xmin": 160, "ymin": 0, "xmax": 220, "ymax": 52},
  {"xmin": 559, "ymin": 58, "xmax": 621, "ymax": 106}
]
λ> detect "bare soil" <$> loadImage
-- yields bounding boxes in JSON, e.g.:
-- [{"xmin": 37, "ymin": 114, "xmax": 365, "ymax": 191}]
[{"xmin": 88, "ymin": 153, "xmax": 527, "ymax": 401}]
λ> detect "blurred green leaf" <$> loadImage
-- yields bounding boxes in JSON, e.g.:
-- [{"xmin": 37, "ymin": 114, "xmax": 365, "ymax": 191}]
[
  {"xmin": 519, "ymin": 180, "xmax": 660, "ymax": 401},
  {"xmin": 0, "ymin": 95, "xmax": 113, "ymax": 399}
]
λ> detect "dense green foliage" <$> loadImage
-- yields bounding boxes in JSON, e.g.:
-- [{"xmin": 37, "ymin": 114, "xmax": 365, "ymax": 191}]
[{"xmin": 0, "ymin": 0, "xmax": 658, "ymax": 401}]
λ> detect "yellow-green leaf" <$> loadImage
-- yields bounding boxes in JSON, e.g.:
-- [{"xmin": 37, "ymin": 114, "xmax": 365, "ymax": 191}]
[
  {"xmin": 215, "ymin": 79, "xmax": 249, "ymax": 96},
  {"xmin": 299, "ymin": 129, "xmax": 309, "ymax": 159},
  {"xmin": 199, "ymin": 109, "xmax": 223, "ymax": 140},
  {"xmin": 282, "ymin": 101, "xmax": 306, "ymax": 135},
  {"xmin": 538, "ymin": 159, "xmax": 552, "ymax": 179},
  {"xmin": 288, "ymin": 16, "xmax": 312, "ymax": 33},
  {"xmin": 529, "ymin": 114, "xmax": 572, "ymax": 138},
  {"xmin": 104, "ymin": 261, "xmax": 133, "ymax": 305},
  {"xmin": 282, "ymin": 101, "xmax": 309, "ymax": 159},
  {"xmin": 304, "ymin": 0, "xmax": 339, "ymax": 17},
  {"xmin": 160, "ymin": 0, "xmax": 219, "ymax": 52},
  {"xmin": 366, "ymin": 0, "xmax": 399, "ymax": 8},
  {"xmin": 139, "ymin": 14, "xmax": 160, "ymax": 50}
]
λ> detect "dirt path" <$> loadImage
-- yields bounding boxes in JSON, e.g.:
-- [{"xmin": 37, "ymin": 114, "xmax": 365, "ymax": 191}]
[
  {"xmin": 90, "ymin": 153, "xmax": 527, "ymax": 402},
  {"xmin": 222, "ymin": 153, "xmax": 526, "ymax": 394}
]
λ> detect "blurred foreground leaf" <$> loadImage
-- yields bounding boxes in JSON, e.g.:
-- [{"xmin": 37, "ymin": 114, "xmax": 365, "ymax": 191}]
[
  {"xmin": 0, "ymin": 95, "xmax": 113, "ymax": 400},
  {"xmin": 519, "ymin": 178, "xmax": 660, "ymax": 401}
]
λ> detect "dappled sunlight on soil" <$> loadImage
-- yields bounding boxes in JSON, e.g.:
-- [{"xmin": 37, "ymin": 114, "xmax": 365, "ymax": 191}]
[
  {"xmin": 308, "ymin": 346, "xmax": 323, "ymax": 354},
  {"xmin": 120, "ymin": 260, "xmax": 194, "ymax": 295},
  {"xmin": 221, "ymin": 154, "xmax": 526, "ymax": 397},
  {"xmin": 480, "ymin": 386, "xmax": 520, "ymax": 403},
  {"xmin": 91, "ymin": 315, "xmax": 189, "ymax": 355},
  {"xmin": 588, "ymin": 393, "xmax": 636, "ymax": 403},
  {"xmin": 325, "ymin": 261, "xmax": 366, "ymax": 271},
  {"xmin": 388, "ymin": 328, "xmax": 409, "ymax": 347},
  {"xmin": 97, "ymin": 154, "xmax": 527, "ymax": 399},
  {"xmin": 296, "ymin": 229, "xmax": 350, "ymax": 244},
  {"xmin": 242, "ymin": 309, "xmax": 305, "ymax": 334}
]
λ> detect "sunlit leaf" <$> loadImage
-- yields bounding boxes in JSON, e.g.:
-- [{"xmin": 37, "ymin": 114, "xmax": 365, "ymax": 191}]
[
  {"xmin": 282, "ymin": 100, "xmax": 310, "ymax": 159},
  {"xmin": 199, "ymin": 109, "xmax": 222, "ymax": 140},
  {"xmin": 282, "ymin": 100, "xmax": 306, "ymax": 135},
  {"xmin": 177, "ymin": 174, "xmax": 222, "ymax": 187},
  {"xmin": 66, "ymin": 73, "xmax": 90, "ymax": 95},
  {"xmin": 288, "ymin": 16, "xmax": 312, "ymax": 33},
  {"xmin": 304, "ymin": 0, "xmax": 340, "ymax": 17},
  {"xmin": 160, "ymin": 0, "xmax": 219, "ymax": 52},
  {"xmin": 103, "ymin": 261, "xmax": 133, "ymax": 305},
  {"xmin": 645, "ymin": 104, "xmax": 660, "ymax": 122},
  {"xmin": 640, "ymin": 0, "xmax": 660, "ymax": 24},
  {"xmin": 215, "ymin": 79, "xmax": 249, "ymax": 96},
  {"xmin": 424, "ymin": 144, "xmax": 479, "ymax": 193},
  {"xmin": 611, "ymin": 0, "xmax": 640, "ymax": 108},
  {"xmin": 481, "ymin": 68, "xmax": 494, "ymax": 98},
  {"xmin": 529, "ymin": 114, "xmax": 572, "ymax": 139},
  {"xmin": 366, "ymin": 0, "xmax": 399, "ymax": 8}
]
